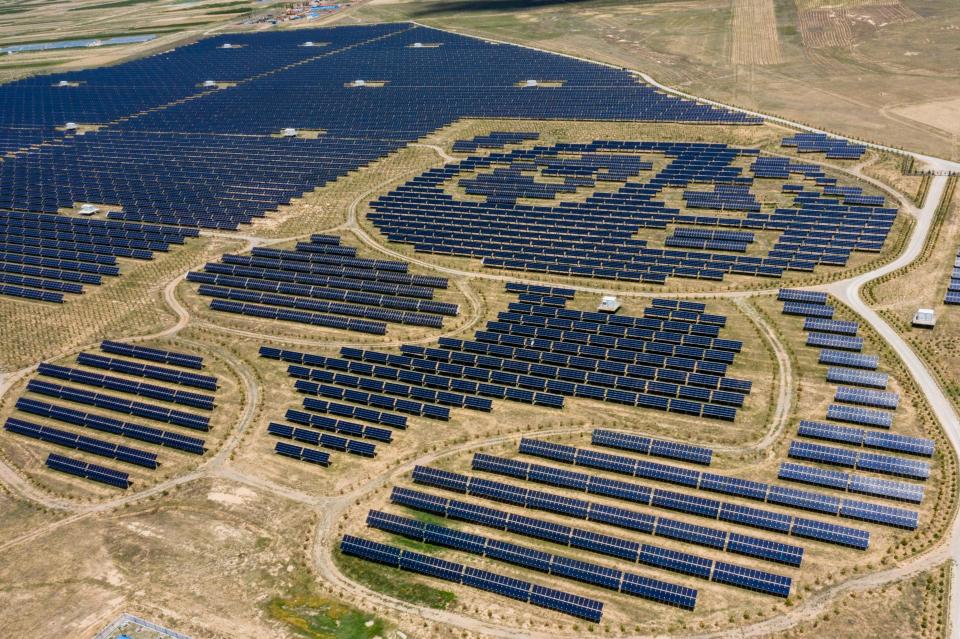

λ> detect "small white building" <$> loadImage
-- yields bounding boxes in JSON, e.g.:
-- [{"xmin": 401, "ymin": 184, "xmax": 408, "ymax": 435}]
[
  {"xmin": 78, "ymin": 204, "xmax": 100, "ymax": 216},
  {"xmin": 202, "ymin": 80, "xmax": 218, "ymax": 87},
  {"xmin": 598, "ymin": 295, "xmax": 621, "ymax": 313},
  {"xmin": 524, "ymin": 79, "xmax": 539, "ymax": 87},
  {"xmin": 912, "ymin": 308, "xmax": 936, "ymax": 328},
  {"xmin": 63, "ymin": 122, "xmax": 79, "ymax": 131},
  {"xmin": 281, "ymin": 128, "xmax": 298, "ymax": 138}
]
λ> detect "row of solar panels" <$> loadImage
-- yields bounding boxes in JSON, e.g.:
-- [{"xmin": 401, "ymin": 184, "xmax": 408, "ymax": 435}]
[
  {"xmin": 779, "ymin": 462, "xmax": 923, "ymax": 504},
  {"xmin": 26, "ymin": 379, "xmax": 210, "ymax": 431},
  {"xmin": 341, "ymin": 534, "xmax": 605, "ymax": 621},
  {"xmin": 195, "ymin": 235, "xmax": 452, "ymax": 335},
  {"xmin": 101, "ymin": 340, "xmax": 203, "ymax": 369},
  {"xmin": 591, "ymin": 429, "xmax": 712, "ymax": 466},
  {"xmin": 227, "ymin": 251, "xmax": 445, "ymax": 288},
  {"xmin": 16, "ymin": 397, "xmax": 206, "ymax": 454},
  {"xmin": 274, "ymin": 441, "xmax": 331, "ymax": 466},
  {"xmin": 947, "ymin": 247, "xmax": 960, "ymax": 305},
  {"xmin": 797, "ymin": 420, "xmax": 932, "ymax": 457},
  {"xmin": 370, "ymin": 142, "xmax": 891, "ymax": 285},
  {"xmin": 46, "ymin": 452, "xmax": 130, "ymax": 489},
  {"xmin": 404, "ymin": 466, "xmax": 803, "ymax": 597},
  {"xmin": 451, "ymin": 131, "xmax": 540, "ymax": 153},
  {"xmin": 468, "ymin": 452, "xmax": 868, "ymax": 549},
  {"xmin": 198, "ymin": 284, "xmax": 445, "ymax": 328},
  {"xmin": 198, "ymin": 262, "xmax": 440, "ymax": 300},
  {"xmin": 268, "ymin": 422, "xmax": 376, "ymax": 457},
  {"xmin": 519, "ymin": 438, "xmax": 919, "ymax": 529},
  {"xmin": 76, "ymin": 352, "xmax": 218, "ymax": 390},
  {"xmin": 37, "ymin": 363, "xmax": 214, "ymax": 409},
  {"xmin": 5, "ymin": 417, "xmax": 158, "ymax": 468},
  {"xmin": 211, "ymin": 299, "xmax": 388, "ymax": 335},
  {"xmin": 788, "ymin": 441, "xmax": 929, "ymax": 480},
  {"xmin": 366, "ymin": 508, "xmax": 698, "ymax": 609}
]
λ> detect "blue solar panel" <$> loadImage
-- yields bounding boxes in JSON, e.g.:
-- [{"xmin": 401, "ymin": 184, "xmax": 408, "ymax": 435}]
[
  {"xmin": 819, "ymin": 350, "xmax": 879, "ymax": 370},
  {"xmin": 591, "ymin": 429, "xmax": 712, "ymax": 465},
  {"xmin": 340, "ymin": 534, "xmax": 603, "ymax": 622},
  {"xmin": 826, "ymin": 404, "xmax": 893, "ymax": 428}
]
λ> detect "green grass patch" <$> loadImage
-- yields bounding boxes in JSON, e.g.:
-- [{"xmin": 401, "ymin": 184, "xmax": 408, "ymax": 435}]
[
  {"xmin": 336, "ymin": 548, "xmax": 456, "ymax": 609},
  {"xmin": 265, "ymin": 572, "xmax": 387, "ymax": 639}
]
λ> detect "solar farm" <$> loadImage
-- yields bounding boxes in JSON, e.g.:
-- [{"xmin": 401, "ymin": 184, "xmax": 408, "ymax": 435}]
[{"xmin": 0, "ymin": 11, "xmax": 957, "ymax": 639}]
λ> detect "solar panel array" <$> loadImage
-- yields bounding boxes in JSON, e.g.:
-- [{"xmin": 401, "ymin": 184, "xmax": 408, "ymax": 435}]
[
  {"xmin": 188, "ymin": 234, "xmax": 455, "ymax": 335},
  {"xmin": 341, "ymin": 534, "xmax": 605, "ymax": 621},
  {"xmin": 471, "ymin": 451, "xmax": 865, "ymax": 549},
  {"xmin": 807, "ymin": 332, "xmax": 863, "ymax": 352},
  {"xmin": 781, "ymin": 133, "xmax": 866, "ymax": 160},
  {"xmin": 46, "ymin": 452, "xmax": 130, "ymax": 489},
  {"xmin": 788, "ymin": 441, "xmax": 929, "ymax": 480},
  {"xmin": 3, "ymin": 341, "xmax": 217, "ymax": 488},
  {"xmin": 519, "ymin": 438, "xmax": 916, "ymax": 530},
  {"xmin": 946, "ymin": 247, "xmax": 960, "ymax": 305},
  {"xmin": 797, "ymin": 420, "xmax": 934, "ymax": 457},
  {"xmin": 826, "ymin": 367, "xmax": 888, "ymax": 389},
  {"xmin": 778, "ymin": 462, "xmax": 923, "ymax": 503},
  {"xmin": 366, "ymin": 509, "xmax": 698, "ymax": 609},
  {"xmin": 803, "ymin": 317, "xmax": 859, "ymax": 335},
  {"xmin": 396, "ymin": 475, "xmax": 794, "ymax": 599},
  {"xmin": 834, "ymin": 385, "xmax": 899, "ymax": 410},
  {"xmin": 426, "ymin": 460, "xmax": 802, "ymax": 567},
  {"xmin": 259, "ymin": 290, "xmax": 751, "ymax": 426},
  {"xmin": 775, "ymin": 290, "xmax": 933, "ymax": 530},
  {"xmin": 370, "ymin": 138, "xmax": 896, "ymax": 285},
  {"xmin": 591, "ymin": 429, "xmax": 713, "ymax": 465},
  {"xmin": 0, "ymin": 211, "xmax": 197, "ymax": 303},
  {"xmin": 0, "ymin": 24, "xmax": 756, "ymax": 242},
  {"xmin": 452, "ymin": 131, "xmax": 540, "ymax": 153}
]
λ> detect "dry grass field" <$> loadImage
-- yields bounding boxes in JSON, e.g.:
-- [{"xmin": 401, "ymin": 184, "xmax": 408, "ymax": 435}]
[{"xmin": 732, "ymin": 0, "xmax": 785, "ymax": 65}]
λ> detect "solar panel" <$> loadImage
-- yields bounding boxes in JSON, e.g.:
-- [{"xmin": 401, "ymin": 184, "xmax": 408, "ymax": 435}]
[
  {"xmin": 778, "ymin": 289, "xmax": 827, "ymax": 304},
  {"xmin": 803, "ymin": 317, "xmax": 859, "ymax": 335},
  {"xmin": 340, "ymin": 534, "xmax": 604, "ymax": 622},
  {"xmin": 826, "ymin": 367, "xmax": 887, "ymax": 389},
  {"xmin": 818, "ymin": 350, "xmax": 878, "ymax": 370},
  {"xmin": 782, "ymin": 302, "xmax": 834, "ymax": 318},
  {"xmin": 790, "ymin": 517, "xmax": 869, "ymax": 550},
  {"xmin": 834, "ymin": 386, "xmax": 899, "ymax": 409},
  {"xmin": 710, "ymin": 562, "xmax": 791, "ymax": 598},
  {"xmin": 591, "ymin": 429, "xmax": 712, "ymax": 465},
  {"xmin": 826, "ymin": 404, "xmax": 893, "ymax": 428},
  {"xmin": 807, "ymin": 333, "xmax": 863, "ymax": 352}
]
